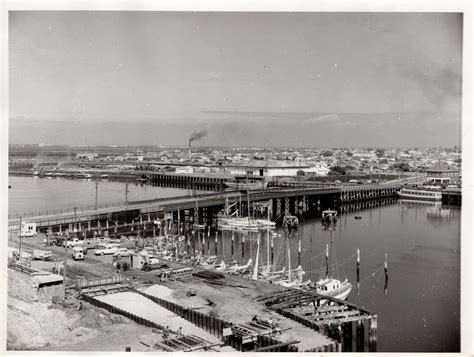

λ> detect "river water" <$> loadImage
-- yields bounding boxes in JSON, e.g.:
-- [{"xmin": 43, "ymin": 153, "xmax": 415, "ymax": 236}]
[
  {"xmin": 7, "ymin": 175, "xmax": 202, "ymax": 217},
  {"xmin": 7, "ymin": 176, "xmax": 460, "ymax": 352}
]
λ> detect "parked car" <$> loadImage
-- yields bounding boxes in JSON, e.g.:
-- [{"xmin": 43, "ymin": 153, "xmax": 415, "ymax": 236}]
[
  {"xmin": 33, "ymin": 249, "xmax": 52, "ymax": 261},
  {"xmin": 63, "ymin": 238, "xmax": 82, "ymax": 248},
  {"xmin": 94, "ymin": 244, "xmax": 118, "ymax": 256},
  {"xmin": 113, "ymin": 248, "xmax": 133, "ymax": 258}
]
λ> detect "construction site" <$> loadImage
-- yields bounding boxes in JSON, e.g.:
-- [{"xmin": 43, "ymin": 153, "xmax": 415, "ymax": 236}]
[{"xmin": 6, "ymin": 217, "xmax": 379, "ymax": 354}]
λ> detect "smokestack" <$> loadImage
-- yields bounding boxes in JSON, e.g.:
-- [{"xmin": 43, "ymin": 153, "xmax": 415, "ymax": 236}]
[{"xmin": 188, "ymin": 129, "xmax": 208, "ymax": 160}]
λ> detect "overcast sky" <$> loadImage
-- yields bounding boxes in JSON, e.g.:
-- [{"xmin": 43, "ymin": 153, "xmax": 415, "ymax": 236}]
[{"xmin": 9, "ymin": 11, "xmax": 462, "ymax": 147}]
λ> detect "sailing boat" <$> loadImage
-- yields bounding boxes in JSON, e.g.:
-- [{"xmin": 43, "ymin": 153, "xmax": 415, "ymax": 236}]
[
  {"xmin": 310, "ymin": 210, "xmax": 352, "ymax": 300},
  {"xmin": 258, "ymin": 216, "xmax": 285, "ymax": 281},
  {"xmin": 218, "ymin": 186, "xmax": 275, "ymax": 231},
  {"xmin": 273, "ymin": 219, "xmax": 307, "ymax": 288}
]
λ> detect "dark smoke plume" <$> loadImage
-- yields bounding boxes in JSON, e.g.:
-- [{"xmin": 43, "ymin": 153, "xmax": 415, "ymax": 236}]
[{"xmin": 188, "ymin": 129, "xmax": 208, "ymax": 147}]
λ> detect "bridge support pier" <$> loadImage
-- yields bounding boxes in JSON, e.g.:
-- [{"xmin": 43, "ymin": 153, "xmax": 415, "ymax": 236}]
[{"xmin": 276, "ymin": 199, "xmax": 281, "ymax": 218}]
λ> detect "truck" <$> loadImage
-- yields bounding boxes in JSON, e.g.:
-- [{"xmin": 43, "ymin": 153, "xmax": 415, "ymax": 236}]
[
  {"xmin": 72, "ymin": 246, "xmax": 85, "ymax": 260},
  {"xmin": 19, "ymin": 222, "xmax": 37, "ymax": 238},
  {"xmin": 33, "ymin": 249, "xmax": 53, "ymax": 261}
]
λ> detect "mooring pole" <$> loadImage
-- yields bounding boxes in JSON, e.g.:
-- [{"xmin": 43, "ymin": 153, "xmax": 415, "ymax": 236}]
[
  {"xmin": 368, "ymin": 317, "xmax": 378, "ymax": 352},
  {"xmin": 202, "ymin": 231, "xmax": 205, "ymax": 257},
  {"xmin": 297, "ymin": 239, "xmax": 301, "ymax": 267},
  {"xmin": 384, "ymin": 253, "xmax": 388, "ymax": 296},
  {"xmin": 356, "ymin": 320, "xmax": 365, "ymax": 352},
  {"xmin": 357, "ymin": 248, "xmax": 360, "ymax": 295},
  {"xmin": 271, "ymin": 236, "xmax": 274, "ymax": 266},
  {"xmin": 231, "ymin": 231, "xmax": 234, "ymax": 258},
  {"xmin": 325, "ymin": 244, "xmax": 329, "ymax": 279},
  {"xmin": 214, "ymin": 230, "xmax": 218, "ymax": 256},
  {"xmin": 242, "ymin": 234, "xmax": 245, "ymax": 260}
]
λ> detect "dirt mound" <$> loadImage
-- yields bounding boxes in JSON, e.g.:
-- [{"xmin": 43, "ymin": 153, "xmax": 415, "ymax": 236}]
[
  {"xmin": 69, "ymin": 305, "xmax": 127, "ymax": 329},
  {"xmin": 7, "ymin": 295, "xmax": 130, "ymax": 351}
]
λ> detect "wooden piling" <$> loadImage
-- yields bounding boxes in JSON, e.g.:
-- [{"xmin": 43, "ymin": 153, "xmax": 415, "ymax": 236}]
[
  {"xmin": 356, "ymin": 320, "xmax": 364, "ymax": 352},
  {"xmin": 357, "ymin": 248, "xmax": 360, "ymax": 295},
  {"xmin": 298, "ymin": 239, "xmax": 301, "ymax": 266},
  {"xmin": 342, "ymin": 322, "xmax": 353, "ymax": 352},
  {"xmin": 368, "ymin": 317, "xmax": 377, "ymax": 352},
  {"xmin": 231, "ymin": 231, "xmax": 234, "ymax": 258},
  {"xmin": 325, "ymin": 244, "xmax": 329, "ymax": 278},
  {"xmin": 271, "ymin": 238, "xmax": 274, "ymax": 265}
]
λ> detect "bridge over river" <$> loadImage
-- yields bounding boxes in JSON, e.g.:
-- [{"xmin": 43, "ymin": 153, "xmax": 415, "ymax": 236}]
[{"xmin": 8, "ymin": 183, "xmax": 402, "ymax": 235}]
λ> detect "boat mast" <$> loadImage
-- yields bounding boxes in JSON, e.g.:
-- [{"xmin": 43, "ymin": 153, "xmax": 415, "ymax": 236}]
[
  {"xmin": 246, "ymin": 171, "xmax": 251, "ymax": 226},
  {"xmin": 267, "ymin": 206, "xmax": 270, "ymax": 271},
  {"xmin": 309, "ymin": 225, "xmax": 313, "ymax": 282},
  {"xmin": 330, "ymin": 225, "xmax": 335, "ymax": 278},
  {"xmin": 287, "ymin": 230, "xmax": 291, "ymax": 283},
  {"xmin": 253, "ymin": 233, "xmax": 260, "ymax": 280}
]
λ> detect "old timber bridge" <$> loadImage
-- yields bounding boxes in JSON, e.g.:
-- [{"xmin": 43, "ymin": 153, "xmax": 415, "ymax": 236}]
[{"xmin": 8, "ymin": 183, "xmax": 401, "ymax": 235}]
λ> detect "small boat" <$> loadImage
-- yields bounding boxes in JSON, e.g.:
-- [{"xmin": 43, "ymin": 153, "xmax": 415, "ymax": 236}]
[
  {"xmin": 321, "ymin": 210, "xmax": 337, "ymax": 226},
  {"xmin": 226, "ymin": 258, "xmax": 253, "ymax": 275},
  {"xmin": 273, "ymin": 266, "xmax": 307, "ymax": 288},
  {"xmin": 101, "ymin": 174, "xmax": 109, "ymax": 179},
  {"xmin": 355, "ymin": 216, "xmax": 362, "ymax": 220},
  {"xmin": 218, "ymin": 217, "xmax": 275, "ymax": 231},
  {"xmin": 311, "ymin": 277, "xmax": 352, "ymax": 300}
]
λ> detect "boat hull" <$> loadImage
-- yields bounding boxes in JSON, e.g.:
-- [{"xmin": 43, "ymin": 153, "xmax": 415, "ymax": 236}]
[{"xmin": 397, "ymin": 192, "xmax": 441, "ymax": 201}]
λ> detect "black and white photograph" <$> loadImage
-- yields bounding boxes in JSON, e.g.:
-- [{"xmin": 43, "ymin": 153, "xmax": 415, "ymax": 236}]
[{"xmin": 2, "ymin": 2, "xmax": 472, "ymax": 354}]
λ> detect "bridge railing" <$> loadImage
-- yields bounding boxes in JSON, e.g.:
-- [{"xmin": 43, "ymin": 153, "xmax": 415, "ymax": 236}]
[
  {"xmin": 8, "ymin": 201, "xmax": 129, "ymax": 220},
  {"xmin": 340, "ymin": 183, "xmax": 402, "ymax": 192},
  {"xmin": 8, "ymin": 190, "xmax": 244, "ymax": 221},
  {"xmin": 269, "ymin": 180, "xmax": 339, "ymax": 189}
]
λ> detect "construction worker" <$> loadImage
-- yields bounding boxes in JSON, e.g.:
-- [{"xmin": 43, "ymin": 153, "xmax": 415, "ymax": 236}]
[
  {"xmin": 178, "ymin": 326, "xmax": 183, "ymax": 337},
  {"xmin": 163, "ymin": 325, "xmax": 170, "ymax": 340}
]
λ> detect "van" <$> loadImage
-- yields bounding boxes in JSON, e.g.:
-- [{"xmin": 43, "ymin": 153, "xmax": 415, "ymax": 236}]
[
  {"xmin": 19, "ymin": 222, "xmax": 37, "ymax": 238},
  {"xmin": 72, "ymin": 246, "xmax": 84, "ymax": 260}
]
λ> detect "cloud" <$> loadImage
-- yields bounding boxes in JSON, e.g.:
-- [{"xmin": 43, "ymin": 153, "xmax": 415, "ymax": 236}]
[
  {"xmin": 336, "ymin": 120, "xmax": 357, "ymax": 128},
  {"xmin": 301, "ymin": 113, "xmax": 339, "ymax": 126}
]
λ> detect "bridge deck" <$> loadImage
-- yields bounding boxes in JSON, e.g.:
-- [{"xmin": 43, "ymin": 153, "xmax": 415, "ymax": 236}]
[{"xmin": 9, "ymin": 184, "xmax": 401, "ymax": 229}]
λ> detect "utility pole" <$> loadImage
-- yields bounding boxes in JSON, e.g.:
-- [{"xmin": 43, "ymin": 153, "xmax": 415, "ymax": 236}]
[
  {"xmin": 125, "ymin": 183, "xmax": 129, "ymax": 207},
  {"xmin": 95, "ymin": 180, "xmax": 99, "ymax": 210},
  {"xmin": 74, "ymin": 207, "xmax": 77, "ymax": 233},
  {"xmin": 19, "ymin": 216, "xmax": 22, "ymax": 258},
  {"xmin": 64, "ymin": 225, "xmax": 69, "ymax": 299}
]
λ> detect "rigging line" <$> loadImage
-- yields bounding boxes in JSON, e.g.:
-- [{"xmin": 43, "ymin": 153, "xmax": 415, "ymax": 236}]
[
  {"xmin": 358, "ymin": 263, "xmax": 385, "ymax": 284},
  {"xmin": 305, "ymin": 252, "xmax": 357, "ymax": 274}
]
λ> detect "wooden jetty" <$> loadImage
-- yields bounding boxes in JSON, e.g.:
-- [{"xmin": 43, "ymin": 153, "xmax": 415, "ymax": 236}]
[{"xmin": 255, "ymin": 288, "xmax": 378, "ymax": 352}]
